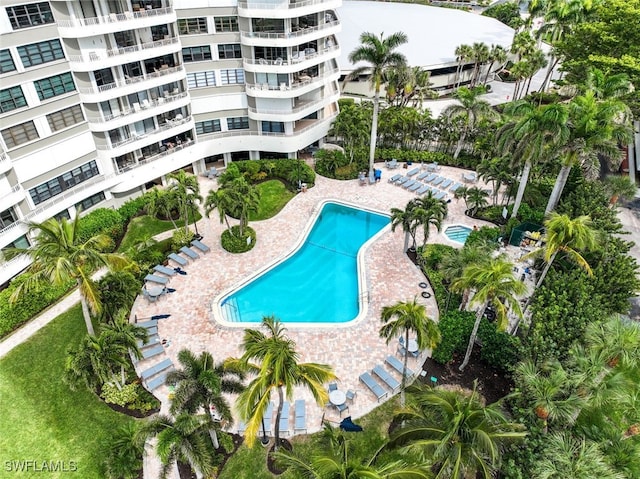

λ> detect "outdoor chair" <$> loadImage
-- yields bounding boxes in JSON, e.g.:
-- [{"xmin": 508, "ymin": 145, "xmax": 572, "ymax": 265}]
[
  {"xmin": 336, "ymin": 402, "xmax": 349, "ymax": 417},
  {"xmin": 328, "ymin": 382, "xmax": 338, "ymax": 392},
  {"xmin": 168, "ymin": 253, "xmax": 188, "ymax": 267},
  {"xmin": 359, "ymin": 372, "xmax": 388, "ymax": 402},
  {"xmin": 425, "ymin": 173, "xmax": 438, "ymax": 183},
  {"xmin": 434, "ymin": 191, "xmax": 446, "ymax": 200},
  {"xmin": 144, "ymin": 274, "xmax": 169, "ymax": 285},
  {"xmin": 402, "ymin": 179, "xmax": 417, "ymax": 190},
  {"xmin": 408, "ymin": 182, "xmax": 422, "ymax": 192},
  {"xmin": 388, "ymin": 173, "xmax": 402, "ymax": 183},
  {"xmin": 432, "ymin": 176, "xmax": 445, "ymax": 186},
  {"xmin": 140, "ymin": 358, "xmax": 173, "ymax": 381},
  {"xmin": 415, "ymin": 184, "xmax": 431, "ymax": 195},
  {"xmin": 372, "ymin": 365, "xmax": 401, "ymax": 393},
  {"xmin": 153, "ymin": 265, "xmax": 176, "ymax": 277},
  {"xmin": 279, "ymin": 401, "xmax": 291, "ymax": 436},
  {"xmin": 416, "ymin": 171, "xmax": 429, "ymax": 180},
  {"xmin": 346, "ymin": 389, "xmax": 356, "ymax": 402},
  {"xmin": 440, "ymin": 178, "xmax": 453, "ymax": 189},
  {"xmin": 146, "ymin": 371, "xmax": 170, "ymax": 391},
  {"xmin": 385, "ymin": 355, "xmax": 415, "ymax": 379},
  {"xmin": 449, "ymin": 182, "xmax": 463, "ymax": 193},
  {"xmin": 406, "ymin": 168, "xmax": 420, "ymax": 177},
  {"xmin": 294, "ymin": 399, "xmax": 307, "ymax": 433},
  {"xmin": 179, "ymin": 246, "xmax": 199, "ymax": 260},
  {"xmin": 396, "ymin": 176, "xmax": 410, "ymax": 186}
]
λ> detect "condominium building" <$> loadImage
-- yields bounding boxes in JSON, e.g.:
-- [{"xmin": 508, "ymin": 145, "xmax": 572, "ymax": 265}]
[{"xmin": 0, "ymin": 0, "xmax": 341, "ymax": 287}]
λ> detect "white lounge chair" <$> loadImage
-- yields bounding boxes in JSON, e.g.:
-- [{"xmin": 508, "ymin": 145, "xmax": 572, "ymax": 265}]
[
  {"xmin": 294, "ymin": 399, "xmax": 307, "ymax": 433},
  {"xmin": 278, "ymin": 401, "xmax": 290, "ymax": 436},
  {"xmin": 372, "ymin": 365, "xmax": 401, "ymax": 393},
  {"xmin": 191, "ymin": 239, "xmax": 210, "ymax": 253},
  {"xmin": 359, "ymin": 372, "xmax": 388, "ymax": 402},
  {"xmin": 179, "ymin": 246, "xmax": 199, "ymax": 260}
]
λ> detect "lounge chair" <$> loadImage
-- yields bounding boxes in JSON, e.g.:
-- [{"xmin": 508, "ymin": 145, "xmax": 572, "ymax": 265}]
[
  {"xmin": 146, "ymin": 371, "xmax": 170, "ymax": 391},
  {"xmin": 294, "ymin": 399, "xmax": 307, "ymax": 433},
  {"xmin": 136, "ymin": 320, "xmax": 158, "ymax": 329},
  {"xmin": 432, "ymin": 176, "xmax": 445, "ymax": 186},
  {"xmin": 141, "ymin": 344, "xmax": 164, "ymax": 359},
  {"xmin": 395, "ymin": 176, "xmax": 410, "ymax": 186},
  {"xmin": 359, "ymin": 372, "xmax": 388, "ymax": 402},
  {"xmin": 424, "ymin": 173, "xmax": 438, "ymax": 183},
  {"xmin": 153, "ymin": 265, "xmax": 176, "ymax": 277},
  {"xmin": 179, "ymin": 246, "xmax": 199, "ymax": 260},
  {"xmin": 385, "ymin": 355, "xmax": 415, "ymax": 379},
  {"xmin": 449, "ymin": 182, "xmax": 463, "ymax": 193},
  {"xmin": 440, "ymin": 178, "xmax": 453, "ymax": 189},
  {"xmin": 137, "ymin": 334, "xmax": 160, "ymax": 349},
  {"xmin": 388, "ymin": 173, "xmax": 402, "ymax": 184},
  {"xmin": 278, "ymin": 401, "xmax": 290, "ymax": 436},
  {"xmin": 462, "ymin": 172, "xmax": 477, "ymax": 183},
  {"xmin": 372, "ymin": 365, "xmax": 401, "ymax": 393},
  {"xmin": 402, "ymin": 179, "xmax": 417, "ymax": 189},
  {"xmin": 416, "ymin": 171, "xmax": 428, "ymax": 180},
  {"xmin": 408, "ymin": 182, "xmax": 422, "ymax": 192},
  {"xmin": 191, "ymin": 239, "xmax": 210, "ymax": 253},
  {"xmin": 140, "ymin": 358, "xmax": 173, "ymax": 381},
  {"xmin": 415, "ymin": 184, "xmax": 431, "ymax": 195},
  {"xmin": 406, "ymin": 168, "xmax": 419, "ymax": 177},
  {"xmin": 144, "ymin": 274, "xmax": 168, "ymax": 285},
  {"xmin": 434, "ymin": 191, "xmax": 446, "ymax": 200},
  {"xmin": 168, "ymin": 253, "xmax": 188, "ymax": 267}
]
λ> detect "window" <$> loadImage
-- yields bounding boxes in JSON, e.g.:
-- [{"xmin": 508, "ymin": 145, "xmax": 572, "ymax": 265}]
[
  {"xmin": 0, "ymin": 50, "xmax": 16, "ymax": 74},
  {"xmin": 46, "ymin": 105, "xmax": 84, "ymax": 132},
  {"xmin": 53, "ymin": 209, "xmax": 71, "ymax": 221},
  {"xmin": 29, "ymin": 160, "xmax": 100, "ymax": 205},
  {"xmin": 261, "ymin": 121, "xmax": 285, "ymax": 133},
  {"xmin": 2, "ymin": 121, "xmax": 38, "ymax": 149},
  {"xmin": 6, "ymin": 2, "xmax": 54, "ymax": 30},
  {"xmin": 178, "ymin": 18, "xmax": 207, "ymax": 35},
  {"xmin": 182, "ymin": 46, "xmax": 211, "ymax": 62},
  {"xmin": 218, "ymin": 44, "xmax": 241, "ymax": 59},
  {"xmin": 76, "ymin": 192, "xmax": 105, "ymax": 211},
  {"xmin": 186, "ymin": 71, "xmax": 216, "ymax": 88},
  {"xmin": 214, "ymin": 16, "xmax": 238, "ymax": 32},
  {"xmin": 220, "ymin": 69, "xmax": 244, "ymax": 85},
  {"xmin": 196, "ymin": 119, "xmax": 221, "ymax": 135},
  {"xmin": 0, "ymin": 86, "xmax": 27, "ymax": 113},
  {"xmin": 0, "ymin": 208, "xmax": 18, "ymax": 229},
  {"xmin": 34, "ymin": 72, "xmax": 75, "ymax": 100},
  {"xmin": 227, "ymin": 117, "xmax": 249, "ymax": 130},
  {"xmin": 2, "ymin": 235, "xmax": 30, "ymax": 255},
  {"xmin": 17, "ymin": 39, "xmax": 65, "ymax": 67}
]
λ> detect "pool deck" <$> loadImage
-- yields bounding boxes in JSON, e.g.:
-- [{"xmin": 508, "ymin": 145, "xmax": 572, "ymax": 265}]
[{"xmin": 132, "ymin": 163, "xmax": 495, "ymax": 440}]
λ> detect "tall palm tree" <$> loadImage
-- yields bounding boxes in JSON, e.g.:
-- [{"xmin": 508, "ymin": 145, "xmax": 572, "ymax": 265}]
[
  {"xmin": 145, "ymin": 187, "xmax": 178, "ymax": 229},
  {"xmin": 483, "ymin": 44, "xmax": 508, "ymax": 85},
  {"xmin": 443, "ymin": 86, "xmax": 497, "ymax": 159},
  {"xmin": 544, "ymin": 91, "xmax": 633, "ymax": 213},
  {"xmin": 228, "ymin": 176, "xmax": 261, "ymax": 235},
  {"xmin": 466, "ymin": 186, "xmax": 489, "ymax": 216},
  {"xmin": 205, "ymin": 186, "xmax": 236, "ymax": 233},
  {"xmin": 102, "ymin": 316, "xmax": 148, "ymax": 386},
  {"xmin": 469, "ymin": 42, "xmax": 490, "ymax": 87},
  {"xmin": 496, "ymin": 101, "xmax": 569, "ymax": 218},
  {"xmin": 390, "ymin": 383, "xmax": 527, "ymax": 479},
  {"xmin": 603, "ymin": 175, "xmax": 637, "ymax": 207},
  {"xmin": 390, "ymin": 200, "xmax": 419, "ymax": 252},
  {"xmin": 379, "ymin": 298, "xmax": 441, "ymax": 405},
  {"xmin": 167, "ymin": 170, "xmax": 202, "ymax": 233},
  {"xmin": 226, "ymin": 316, "xmax": 336, "ymax": 450},
  {"xmin": 580, "ymin": 67, "xmax": 633, "ymax": 101},
  {"xmin": 6, "ymin": 216, "xmax": 130, "ymax": 335},
  {"xmin": 275, "ymin": 424, "xmax": 432, "ymax": 478},
  {"xmin": 440, "ymin": 244, "xmax": 492, "ymax": 311},
  {"xmin": 413, "ymin": 193, "xmax": 448, "ymax": 248},
  {"xmin": 348, "ymin": 31, "xmax": 408, "ymax": 176},
  {"xmin": 454, "ymin": 43, "xmax": 474, "ymax": 88},
  {"xmin": 451, "ymin": 257, "xmax": 526, "ymax": 371}
]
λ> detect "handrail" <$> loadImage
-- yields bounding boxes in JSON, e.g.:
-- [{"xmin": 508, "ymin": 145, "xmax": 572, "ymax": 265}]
[
  {"xmin": 246, "ymin": 67, "xmax": 339, "ymax": 92},
  {"xmin": 244, "ymin": 44, "xmax": 339, "ymax": 66},
  {"xmin": 78, "ymin": 66, "xmax": 184, "ymax": 94},
  {"xmin": 0, "ymin": 150, "xmax": 9, "ymax": 163},
  {"xmin": 116, "ymin": 140, "xmax": 195, "ymax": 174},
  {"xmin": 98, "ymin": 116, "xmax": 192, "ymax": 150},
  {"xmin": 248, "ymin": 95, "xmax": 333, "ymax": 115},
  {"xmin": 57, "ymin": 6, "xmax": 174, "ymax": 28},
  {"xmin": 68, "ymin": 37, "xmax": 179, "ymax": 63},
  {"xmin": 238, "ymin": 0, "xmax": 332, "ymax": 9},
  {"xmin": 0, "ymin": 219, "xmax": 24, "ymax": 236},
  {"xmin": 1, "ymin": 184, "xmax": 21, "ymax": 200},
  {"xmin": 86, "ymin": 92, "xmax": 188, "ymax": 123},
  {"xmin": 241, "ymin": 20, "xmax": 339, "ymax": 40}
]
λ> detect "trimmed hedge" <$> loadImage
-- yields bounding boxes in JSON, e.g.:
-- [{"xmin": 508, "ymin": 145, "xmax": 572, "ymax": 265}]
[
  {"xmin": 432, "ymin": 310, "xmax": 476, "ymax": 364},
  {"xmin": 232, "ymin": 159, "xmax": 315, "ymax": 190},
  {"xmin": 221, "ymin": 226, "xmax": 256, "ymax": 253},
  {"xmin": 76, "ymin": 208, "xmax": 123, "ymax": 247}
]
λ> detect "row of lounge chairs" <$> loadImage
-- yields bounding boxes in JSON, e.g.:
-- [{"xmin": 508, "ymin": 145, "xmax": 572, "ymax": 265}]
[
  {"xmin": 388, "ymin": 171, "xmax": 463, "ymax": 200},
  {"xmin": 144, "ymin": 239, "xmax": 210, "ymax": 288},
  {"xmin": 358, "ymin": 351, "xmax": 421, "ymax": 402},
  {"xmin": 238, "ymin": 399, "xmax": 307, "ymax": 437},
  {"xmin": 134, "ymin": 320, "xmax": 175, "ymax": 391}
]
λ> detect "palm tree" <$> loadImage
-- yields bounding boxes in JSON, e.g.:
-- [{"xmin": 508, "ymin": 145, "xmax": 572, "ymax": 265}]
[
  {"xmin": 580, "ymin": 67, "xmax": 633, "ymax": 101},
  {"xmin": 227, "ymin": 176, "xmax": 260, "ymax": 236},
  {"xmin": 379, "ymin": 298, "xmax": 441, "ymax": 405},
  {"xmin": 275, "ymin": 424, "xmax": 431, "ymax": 478},
  {"xmin": 103, "ymin": 422, "xmax": 146, "ymax": 479},
  {"xmin": 413, "ymin": 193, "xmax": 448, "ymax": 247},
  {"xmin": 390, "ymin": 383, "xmax": 527, "ymax": 479},
  {"xmin": 496, "ymin": 101, "xmax": 569, "ymax": 218},
  {"xmin": 205, "ymin": 186, "xmax": 236, "ymax": 233},
  {"xmin": 226, "ymin": 316, "xmax": 336, "ymax": 450},
  {"xmin": 483, "ymin": 44, "xmax": 508, "ymax": 85},
  {"xmin": 466, "ymin": 186, "xmax": 489, "ymax": 216},
  {"xmin": 348, "ymin": 31, "xmax": 408, "ymax": 176},
  {"xmin": 442, "ymin": 86, "xmax": 497, "ymax": 159},
  {"xmin": 584, "ymin": 316, "xmax": 640, "ymax": 370},
  {"xmin": 6, "ymin": 216, "xmax": 130, "ymax": 335},
  {"xmin": 604, "ymin": 175, "xmax": 637, "ymax": 207},
  {"xmin": 440, "ymin": 245, "xmax": 492, "ymax": 311},
  {"xmin": 145, "ymin": 187, "xmax": 178, "ymax": 229},
  {"xmin": 451, "ymin": 257, "xmax": 526, "ymax": 371},
  {"xmin": 390, "ymin": 200, "xmax": 419, "ymax": 252},
  {"xmin": 102, "ymin": 316, "xmax": 148, "ymax": 386},
  {"xmin": 469, "ymin": 42, "xmax": 490, "ymax": 87},
  {"xmin": 454, "ymin": 43, "xmax": 473, "ymax": 88},
  {"xmin": 167, "ymin": 170, "xmax": 202, "ymax": 234}
]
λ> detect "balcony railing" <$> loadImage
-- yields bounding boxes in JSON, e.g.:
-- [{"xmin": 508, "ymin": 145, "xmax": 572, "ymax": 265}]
[
  {"xmin": 245, "ymin": 44, "xmax": 339, "ymax": 66},
  {"xmin": 78, "ymin": 66, "xmax": 184, "ymax": 95},
  {"xmin": 86, "ymin": 92, "xmax": 188, "ymax": 123},
  {"xmin": 1, "ymin": 184, "xmax": 21, "ymax": 201},
  {"xmin": 98, "ymin": 116, "xmax": 192, "ymax": 151},
  {"xmin": 246, "ymin": 67, "xmax": 338, "ymax": 92},
  {"xmin": 238, "ymin": 0, "xmax": 329, "ymax": 9},
  {"xmin": 68, "ymin": 37, "xmax": 179, "ymax": 63},
  {"xmin": 0, "ymin": 219, "xmax": 24, "ymax": 237},
  {"xmin": 241, "ymin": 20, "xmax": 339, "ymax": 40},
  {"xmin": 248, "ymin": 96, "xmax": 332, "ymax": 115},
  {"xmin": 116, "ymin": 140, "xmax": 195, "ymax": 174},
  {"xmin": 57, "ymin": 7, "xmax": 174, "ymax": 28}
]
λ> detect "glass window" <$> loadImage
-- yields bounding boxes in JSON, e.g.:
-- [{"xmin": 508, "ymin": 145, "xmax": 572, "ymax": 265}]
[
  {"xmin": 227, "ymin": 117, "xmax": 249, "ymax": 130},
  {"xmin": 2, "ymin": 120, "xmax": 38, "ymax": 149},
  {"xmin": 6, "ymin": 2, "xmax": 54, "ymax": 30},
  {"xmin": 218, "ymin": 44, "xmax": 242, "ymax": 59},
  {"xmin": 46, "ymin": 105, "xmax": 84, "ymax": 132},
  {"xmin": 214, "ymin": 16, "xmax": 238, "ymax": 32},
  {"xmin": 0, "ymin": 50, "xmax": 16, "ymax": 74},
  {"xmin": 0, "ymin": 208, "xmax": 18, "ymax": 229},
  {"xmin": 34, "ymin": 72, "xmax": 75, "ymax": 101},
  {"xmin": 182, "ymin": 46, "xmax": 212, "ymax": 63},
  {"xmin": 28, "ymin": 160, "xmax": 100, "ymax": 205},
  {"xmin": 17, "ymin": 39, "xmax": 65, "ymax": 68},
  {"xmin": 76, "ymin": 192, "xmax": 105, "ymax": 211},
  {"xmin": 220, "ymin": 69, "xmax": 245, "ymax": 85},
  {"xmin": 196, "ymin": 119, "xmax": 221, "ymax": 135},
  {"xmin": 186, "ymin": 71, "xmax": 216, "ymax": 88},
  {"xmin": 178, "ymin": 18, "xmax": 207, "ymax": 35},
  {"xmin": 0, "ymin": 86, "xmax": 27, "ymax": 113},
  {"xmin": 261, "ymin": 121, "xmax": 285, "ymax": 133}
]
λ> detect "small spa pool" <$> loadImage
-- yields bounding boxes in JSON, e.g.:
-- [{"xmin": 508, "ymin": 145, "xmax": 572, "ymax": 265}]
[
  {"xmin": 444, "ymin": 225, "xmax": 472, "ymax": 244},
  {"xmin": 220, "ymin": 202, "xmax": 390, "ymax": 323}
]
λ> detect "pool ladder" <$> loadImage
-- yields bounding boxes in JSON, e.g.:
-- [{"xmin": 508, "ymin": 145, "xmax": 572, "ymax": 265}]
[
  {"xmin": 359, "ymin": 290, "xmax": 370, "ymax": 304},
  {"xmin": 222, "ymin": 298, "xmax": 241, "ymax": 322}
]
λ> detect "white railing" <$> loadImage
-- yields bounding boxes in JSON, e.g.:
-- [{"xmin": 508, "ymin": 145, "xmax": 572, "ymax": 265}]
[
  {"xmin": 86, "ymin": 92, "xmax": 188, "ymax": 123},
  {"xmin": 238, "ymin": 0, "xmax": 329, "ymax": 9},
  {"xmin": 201, "ymin": 113, "xmax": 337, "ymax": 138},
  {"xmin": 116, "ymin": 140, "xmax": 195, "ymax": 174},
  {"xmin": 57, "ymin": 7, "xmax": 173, "ymax": 28},
  {"xmin": 248, "ymin": 97, "xmax": 326, "ymax": 115},
  {"xmin": 1, "ymin": 184, "xmax": 21, "ymax": 200},
  {"xmin": 78, "ymin": 66, "xmax": 184, "ymax": 94},
  {"xmin": 68, "ymin": 37, "xmax": 179, "ymax": 63},
  {"xmin": 241, "ymin": 20, "xmax": 339, "ymax": 40},
  {"xmin": 245, "ymin": 44, "xmax": 339, "ymax": 66},
  {"xmin": 97, "ymin": 116, "xmax": 192, "ymax": 151},
  {"xmin": 0, "ymin": 219, "xmax": 24, "ymax": 236},
  {"xmin": 246, "ymin": 67, "xmax": 338, "ymax": 92}
]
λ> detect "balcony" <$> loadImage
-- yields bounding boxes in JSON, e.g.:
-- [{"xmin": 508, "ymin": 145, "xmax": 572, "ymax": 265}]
[
  {"xmin": 240, "ymin": 20, "xmax": 340, "ymax": 47},
  {"xmin": 115, "ymin": 139, "xmax": 195, "ymax": 174},
  {"xmin": 0, "ymin": 150, "xmax": 11, "ymax": 174},
  {"xmin": 85, "ymin": 92, "xmax": 190, "ymax": 131},
  {"xmin": 243, "ymin": 44, "xmax": 340, "ymax": 74},
  {"xmin": 0, "ymin": 184, "xmax": 24, "ymax": 211},
  {"xmin": 248, "ymin": 90, "xmax": 339, "ymax": 122},
  {"xmin": 67, "ymin": 37, "xmax": 180, "ymax": 72},
  {"xmin": 77, "ymin": 66, "xmax": 186, "ymax": 103},
  {"xmin": 57, "ymin": 7, "xmax": 176, "ymax": 38},
  {"xmin": 238, "ymin": 0, "xmax": 341, "ymax": 18},
  {"xmin": 246, "ymin": 67, "xmax": 339, "ymax": 98}
]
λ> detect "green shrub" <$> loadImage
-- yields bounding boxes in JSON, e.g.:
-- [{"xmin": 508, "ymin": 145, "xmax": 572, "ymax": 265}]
[
  {"xmin": 218, "ymin": 431, "xmax": 235, "ymax": 454},
  {"xmin": 465, "ymin": 226, "xmax": 500, "ymax": 250},
  {"xmin": 478, "ymin": 320, "xmax": 522, "ymax": 373},
  {"xmin": 420, "ymin": 244, "xmax": 455, "ymax": 270},
  {"xmin": 171, "ymin": 227, "xmax": 194, "ymax": 250},
  {"xmin": 432, "ymin": 310, "xmax": 475, "ymax": 364},
  {"xmin": 221, "ymin": 226, "xmax": 256, "ymax": 253},
  {"xmin": 516, "ymin": 203, "xmax": 545, "ymax": 225},
  {"xmin": 77, "ymin": 208, "xmax": 124, "ymax": 247},
  {"xmin": 231, "ymin": 159, "xmax": 316, "ymax": 190},
  {"xmin": 100, "ymin": 382, "xmax": 139, "ymax": 407},
  {"xmin": 117, "ymin": 193, "xmax": 151, "ymax": 223},
  {"xmin": 98, "ymin": 271, "xmax": 141, "ymax": 323}
]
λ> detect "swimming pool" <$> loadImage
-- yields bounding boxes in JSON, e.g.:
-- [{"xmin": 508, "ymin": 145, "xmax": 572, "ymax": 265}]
[
  {"xmin": 444, "ymin": 225, "xmax": 472, "ymax": 244},
  {"xmin": 220, "ymin": 202, "xmax": 390, "ymax": 324}
]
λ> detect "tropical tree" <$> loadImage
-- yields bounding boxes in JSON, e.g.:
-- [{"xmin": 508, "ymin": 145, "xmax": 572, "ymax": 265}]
[
  {"xmin": 483, "ymin": 44, "xmax": 508, "ymax": 85},
  {"xmin": 469, "ymin": 42, "xmax": 490, "ymax": 87},
  {"xmin": 604, "ymin": 174, "xmax": 637, "ymax": 207},
  {"xmin": 466, "ymin": 186, "xmax": 490, "ymax": 215},
  {"xmin": 439, "ymin": 244, "xmax": 492, "ymax": 311},
  {"xmin": 103, "ymin": 422, "xmax": 146, "ymax": 479},
  {"xmin": 390, "ymin": 383, "xmax": 527, "ymax": 479},
  {"xmin": 348, "ymin": 31, "xmax": 408, "ymax": 176},
  {"xmin": 226, "ymin": 316, "xmax": 336, "ymax": 450},
  {"xmin": 413, "ymin": 193, "xmax": 448, "ymax": 247},
  {"xmin": 379, "ymin": 298, "xmax": 441, "ymax": 405},
  {"xmin": 390, "ymin": 200, "xmax": 419, "ymax": 252},
  {"xmin": 330, "ymin": 99, "xmax": 370, "ymax": 162},
  {"xmin": 442, "ymin": 86, "xmax": 497, "ymax": 159},
  {"xmin": 451, "ymin": 257, "xmax": 526, "ymax": 370},
  {"xmin": 6, "ymin": 216, "xmax": 130, "ymax": 335},
  {"xmin": 101, "ymin": 316, "xmax": 148, "ymax": 385},
  {"xmin": 580, "ymin": 67, "xmax": 633, "ymax": 101},
  {"xmin": 454, "ymin": 43, "xmax": 474, "ymax": 88},
  {"xmin": 167, "ymin": 170, "xmax": 202, "ymax": 233},
  {"xmin": 145, "ymin": 187, "xmax": 178, "ymax": 229}
]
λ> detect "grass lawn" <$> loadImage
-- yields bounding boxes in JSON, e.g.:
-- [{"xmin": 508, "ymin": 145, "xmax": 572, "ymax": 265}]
[
  {"xmin": 117, "ymin": 212, "xmax": 202, "ymax": 252},
  {"xmin": 250, "ymin": 180, "xmax": 296, "ymax": 221},
  {"xmin": 0, "ymin": 305, "xmax": 134, "ymax": 478}
]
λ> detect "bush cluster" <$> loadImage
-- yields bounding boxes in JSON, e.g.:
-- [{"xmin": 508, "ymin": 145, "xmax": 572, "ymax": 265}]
[
  {"xmin": 76, "ymin": 208, "xmax": 123, "ymax": 248},
  {"xmin": 231, "ymin": 158, "xmax": 315, "ymax": 189},
  {"xmin": 221, "ymin": 226, "xmax": 256, "ymax": 253}
]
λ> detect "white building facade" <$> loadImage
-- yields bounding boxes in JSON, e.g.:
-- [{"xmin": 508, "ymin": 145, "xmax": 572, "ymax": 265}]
[{"xmin": 0, "ymin": 0, "xmax": 341, "ymax": 286}]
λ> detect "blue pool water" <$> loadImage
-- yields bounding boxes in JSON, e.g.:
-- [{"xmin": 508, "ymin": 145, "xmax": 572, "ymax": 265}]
[
  {"xmin": 221, "ymin": 203, "xmax": 390, "ymax": 323},
  {"xmin": 445, "ymin": 225, "xmax": 472, "ymax": 244}
]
